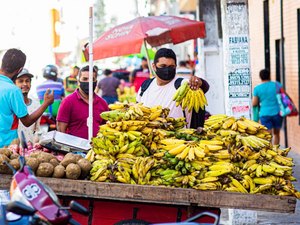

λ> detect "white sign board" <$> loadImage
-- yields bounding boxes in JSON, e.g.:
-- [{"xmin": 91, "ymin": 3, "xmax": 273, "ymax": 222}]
[{"xmin": 221, "ymin": 0, "xmax": 252, "ymax": 118}]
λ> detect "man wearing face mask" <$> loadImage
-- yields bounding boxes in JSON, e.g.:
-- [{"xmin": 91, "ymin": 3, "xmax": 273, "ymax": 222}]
[
  {"xmin": 56, "ymin": 65, "xmax": 109, "ymax": 139},
  {"xmin": 136, "ymin": 48, "xmax": 209, "ymax": 128}
]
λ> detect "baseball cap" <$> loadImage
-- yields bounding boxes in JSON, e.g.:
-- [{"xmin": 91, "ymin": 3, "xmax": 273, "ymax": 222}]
[{"xmin": 16, "ymin": 68, "xmax": 34, "ymax": 79}]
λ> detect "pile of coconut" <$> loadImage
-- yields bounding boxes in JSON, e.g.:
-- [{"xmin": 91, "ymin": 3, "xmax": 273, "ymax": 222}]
[{"xmin": 0, "ymin": 148, "xmax": 91, "ymax": 180}]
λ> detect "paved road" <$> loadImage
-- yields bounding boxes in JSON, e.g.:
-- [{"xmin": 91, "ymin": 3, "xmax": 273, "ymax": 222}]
[{"xmin": 220, "ymin": 150, "xmax": 300, "ymax": 225}]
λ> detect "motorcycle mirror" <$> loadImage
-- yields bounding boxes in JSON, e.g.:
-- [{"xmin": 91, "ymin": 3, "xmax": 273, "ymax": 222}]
[
  {"xmin": 69, "ymin": 201, "xmax": 89, "ymax": 216},
  {"xmin": 18, "ymin": 156, "xmax": 26, "ymax": 172},
  {"xmin": 6, "ymin": 201, "xmax": 36, "ymax": 216}
]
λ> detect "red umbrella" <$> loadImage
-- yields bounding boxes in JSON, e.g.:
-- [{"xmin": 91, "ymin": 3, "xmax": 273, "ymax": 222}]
[{"xmin": 84, "ymin": 15, "xmax": 206, "ymax": 60}]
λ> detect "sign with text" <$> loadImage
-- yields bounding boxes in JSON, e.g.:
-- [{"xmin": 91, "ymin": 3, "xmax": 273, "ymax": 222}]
[{"xmin": 221, "ymin": 0, "xmax": 252, "ymax": 119}]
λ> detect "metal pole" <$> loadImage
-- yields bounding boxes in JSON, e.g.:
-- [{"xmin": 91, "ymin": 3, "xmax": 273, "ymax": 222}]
[
  {"xmin": 143, "ymin": 40, "xmax": 153, "ymax": 77},
  {"xmin": 88, "ymin": 6, "xmax": 94, "ymax": 141},
  {"xmin": 280, "ymin": 0, "xmax": 288, "ymax": 147}
]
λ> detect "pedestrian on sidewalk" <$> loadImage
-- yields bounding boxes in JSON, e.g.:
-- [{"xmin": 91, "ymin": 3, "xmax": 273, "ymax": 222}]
[
  {"xmin": 252, "ymin": 69, "xmax": 283, "ymax": 145},
  {"xmin": 95, "ymin": 69, "xmax": 123, "ymax": 104}
]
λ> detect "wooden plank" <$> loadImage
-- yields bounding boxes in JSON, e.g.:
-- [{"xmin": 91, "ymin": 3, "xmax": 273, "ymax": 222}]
[
  {"xmin": 0, "ymin": 175, "xmax": 296, "ymax": 213},
  {"xmin": 189, "ymin": 189, "xmax": 296, "ymax": 213}
]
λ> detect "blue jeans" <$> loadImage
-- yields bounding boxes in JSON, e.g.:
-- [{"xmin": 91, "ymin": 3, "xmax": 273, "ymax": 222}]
[
  {"xmin": 102, "ymin": 96, "xmax": 118, "ymax": 105},
  {"xmin": 260, "ymin": 114, "xmax": 283, "ymax": 130}
]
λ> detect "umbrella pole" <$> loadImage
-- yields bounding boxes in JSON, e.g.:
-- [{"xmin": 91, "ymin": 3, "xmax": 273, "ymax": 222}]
[
  {"xmin": 143, "ymin": 40, "xmax": 154, "ymax": 78},
  {"xmin": 88, "ymin": 6, "xmax": 94, "ymax": 141}
]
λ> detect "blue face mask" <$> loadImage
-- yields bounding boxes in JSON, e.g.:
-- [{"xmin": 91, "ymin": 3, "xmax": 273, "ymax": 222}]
[{"xmin": 155, "ymin": 67, "xmax": 176, "ymax": 81}]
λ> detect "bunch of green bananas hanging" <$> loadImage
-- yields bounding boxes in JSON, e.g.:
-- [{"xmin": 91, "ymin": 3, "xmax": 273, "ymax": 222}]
[{"xmin": 173, "ymin": 81, "xmax": 208, "ymax": 113}]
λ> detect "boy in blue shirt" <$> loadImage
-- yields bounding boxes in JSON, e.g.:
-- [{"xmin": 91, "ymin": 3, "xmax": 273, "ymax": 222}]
[{"xmin": 0, "ymin": 48, "xmax": 54, "ymax": 147}]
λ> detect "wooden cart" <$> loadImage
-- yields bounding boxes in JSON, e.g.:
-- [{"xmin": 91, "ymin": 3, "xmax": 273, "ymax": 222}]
[{"xmin": 0, "ymin": 175, "xmax": 297, "ymax": 225}]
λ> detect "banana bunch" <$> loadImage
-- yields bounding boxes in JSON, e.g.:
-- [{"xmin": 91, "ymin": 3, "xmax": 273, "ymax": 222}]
[
  {"xmin": 173, "ymin": 172, "xmax": 199, "ymax": 188},
  {"xmin": 175, "ymin": 128, "xmax": 200, "ymax": 141},
  {"xmin": 88, "ymin": 108, "xmax": 300, "ymax": 199},
  {"xmin": 173, "ymin": 81, "xmax": 208, "ymax": 113},
  {"xmin": 159, "ymin": 138, "xmax": 206, "ymax": 161},
  {"xmin": 157, "ymin": 169, "xmax": 182, "ymax": 186},
  {"xmin": 106, "ymin": 120, "xmax": 148, "ymax": 131},
  {"xmin": 237, "ymin": 135, "xmax": 270, "ymax": 150},
  {"xmin": 90, "ymin": 158, "xmax": 114, "ymax": 181},
  {"xmin": 117, "ymin": 86, "xmax": 136, "ymax": 103},
  {"xmin": 204, "ymin": 115, "xmax": 270, "ymax": 138},
  {"xmin": 103, "ymin": 103, "xmax": 169, "ymax": 122},
  {"xmin": 132, "ymin": 157, "xmax": 156, "ymax": 185}
]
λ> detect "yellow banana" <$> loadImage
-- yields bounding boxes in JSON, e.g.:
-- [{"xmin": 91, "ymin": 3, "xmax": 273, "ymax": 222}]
[
  {"xmin": 262, "ymin": 164, "xmax": 276, "ymax": 173},
  {"xmin": 251, "ymin": 184, "xmax": 273, "ymax": 194},
  {"xmin": 274, "ymin": 155, "xmax": 294, "ymax": 167},
  {"xmin": 230, "ymin": 177, "xmax": 248, "ymax": 193},
  {"xmin": 160, "ymin": 138, "xmax": 185, "ymax": 145},
  {"xmin": 194, "ymin": 147, "xmax": 206, "ymax": 158},
  {"xmin": 188, "ymin": 147, "xmax": 195, "ymax": 161},
  {"xmin": 253, "ymin": 177, "xmax": 273, "ymax": 185},
  {"xmin": 176, "ymin": 146, "xmax": 190, "ymax": 160},
  {"xmin": 255, "ymin": 164, "xmax": 263, "ymax": 177},
  {"xmin": 168, "ymin": 144, "xmax": 187, "ymax": 155},
  {"xmin": 222, "ymin": 117, "xmax": 236, "ymax": 129},
  {"xmin": 198, "ymin": 177, "xmax": 219, "ymax": 183},
  {"xmin": 244, "ymin": 175, "xmax": 255, "ymax": 193},
  {"xmin": 199, "ymin": 140, "xmax": 224, "ymax": 146},
  {"xmin": 194, "ymin": 182, "xmax": 218, "ymax": 190},
  {"xmin": 242, "ymin": 159, "xmax": 257, "ymax": 170},
  {"xmin": 204, "ymin": 168, "xmax": 231, "ymax": 177},
  {"xmin": 199, "ymin": 143, "xmax": 223, "ymax": 151},
  {"xmin": 209, "ymin": 163, "xmax": 233, "ymax": 171},
  {"xmin": 269, "ymin": 161, "xmax": 293, "ymax": 171}
]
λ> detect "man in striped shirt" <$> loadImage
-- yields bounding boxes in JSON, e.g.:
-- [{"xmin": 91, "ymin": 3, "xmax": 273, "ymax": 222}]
[{"xmin": 36, "ymin": 65, "xmax": 64, "ymax": 118}]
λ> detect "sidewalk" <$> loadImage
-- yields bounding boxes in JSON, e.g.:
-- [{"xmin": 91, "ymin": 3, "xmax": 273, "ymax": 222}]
[{"xmin": 220, "ymin": 150, "xmax": 300, "ymax": 224}]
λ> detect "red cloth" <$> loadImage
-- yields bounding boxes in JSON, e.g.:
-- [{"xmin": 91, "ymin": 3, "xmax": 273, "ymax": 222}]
[{"xmin": 57, "ymin": 89, "xmax": 109, "ymax": 139}]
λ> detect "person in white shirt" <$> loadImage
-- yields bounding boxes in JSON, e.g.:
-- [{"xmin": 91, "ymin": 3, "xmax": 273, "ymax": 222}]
[
  {"xmin": 15, "ymin": 69, "xmax": 42, "ymax": 144},
  {"xmin": 136, "ymin": 48, "xmax": 209, "ymax": 128}
]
